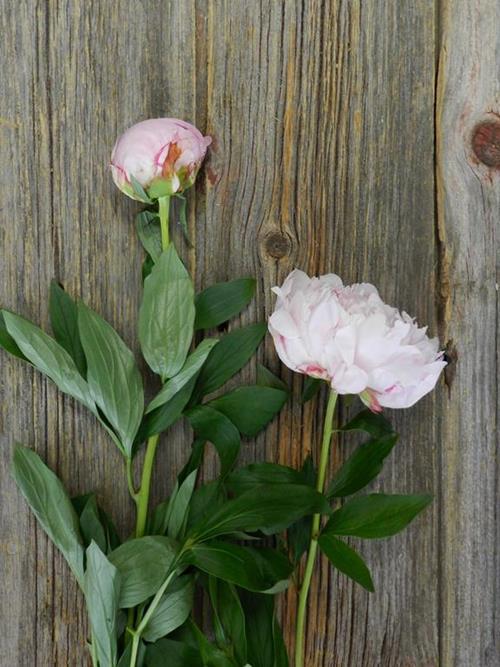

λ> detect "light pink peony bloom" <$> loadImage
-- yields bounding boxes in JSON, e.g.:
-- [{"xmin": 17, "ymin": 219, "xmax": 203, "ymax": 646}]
[
  {"xmin": 111, "ymin": 118, "xmax": 211, "ymax": 201},
  {"xmin": 268, "ymin": 270, "xmax": 446, "ymax": 411}
]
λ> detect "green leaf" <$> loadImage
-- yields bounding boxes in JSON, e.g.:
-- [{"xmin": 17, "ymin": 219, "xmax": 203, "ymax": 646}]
[
  {"xmin": 256, "ymin": 364, "xmax": 288, "ymax": 392},
  {"xmin": 12, "ymin": 445, "xmax": 84, "ymax": 586},
  {"xmin": 185, "ymin": 541, "xmax": 292, "ymax": 593},
  {"xmin": 318, "ymin": 533, "xmax": 374, "ymax": 592},
  {"xmin": 186, "ymin": 406, "xmax": 240, "ymax": 478},
  {"xmin": 142, "ymin": 575, "xmax": 194, "ymax": 642},
  {"xmin": 208, "ymin": 386, "xmax": 287, "ymax": 437},
  {"xmin": 108, "ymin": 536, "xmax": 177, "ymax": 607},
  {"xmin": 80, "ymin": 495, "xmax": 107, "ymax": 553},
  {"xmin": 78, "ymin": 302, "xmax": 144, "ymax": 456},
  {"xmin": 193, "ymin": 323, "xmax": 266, "ymax": 398},
  {"xmin": 73, "ymin": 494, "xmax": 120, "ymax": 553},
  {"xmin": 49, "ymin": 281, "xmax": 86, "ymax": 376},
  {"xmin": 327, "ymin": 433, "xmax": 398, "ymax": 498},
  {"xmin": 239, "ymin": 591, "xmax": 289, "ymax": 667},
  {"xmin": 136, "ymin": 375, "xmax": 196, "ymax": 444},
  {"xmin": 226, "ymin": 463, "xmax": 305, "ymax": 496},
  {"xmin": 85, "ymin": 542, "xmax": 121, "ymax": 666},
  {"xmin": 208, "ymin": 578, "xmax": 247, "ymax": 664},
  {"xmin": 341, "ymin": 408, "xmax": 394, "ymax": 438},
  {"xmin": 186, "ymin": 480, "xmax": 224, "ymax": 530},
  {"xmin": 0, "ymin": 311, "xmax": 27, "ymax": 360},
  {"xmin": 2, "ymin": 310, "xmax": 95, "ymax": 413},
  {"xmin": 301, "ymin": 376, "xmax": 322, "ymax": 403},
  {"xmin": 139, "ymin": 245, "xmax": 195, "ymax": 380},
  {"xmin": 194, "ymin": 278, "xmax": 256, "ymax": 330},
  {"xmin": 167, "ymin": 470, "xmax": 198, "ymax": 540},
  {"xmin": 323, "ymin": 493, "xmax": 433, "ymax": 539},
  {"xmin": 145, "ymin": 638, "xmax": 202, "ymax": 667},
  {"xmin": 286, "ymin": 456, "xmax": 316, "ymax": 564},
  {"xmin": 136, "ymin": 211, "xmax": 162, "ymax": 262},
  {"xmin": 188, "ymin": 484, "xmax": 330, "ymax": 542},
  {"xmin": 190, "ymin": 621, "xmax": 238, "ymax": 667},
  {"xmin": 142, "ymin": 254, "xmax": 155, "ymax": 282},
  {"xmin": 147, "ymin": 338, "xmax": 218, "ymax": 413},
  {"xmin": 130, "ymin": 174, "xmax": 153, "ymax": 203}
]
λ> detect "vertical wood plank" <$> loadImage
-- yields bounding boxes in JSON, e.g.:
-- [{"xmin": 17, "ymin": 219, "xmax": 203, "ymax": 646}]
[
  {"xmin": 197, "ymin": 1, "xmax": 439, "ymax": 665},
  {"xmin": 437, "ymin": 1, "xmax": 499, "ymax": 664}
]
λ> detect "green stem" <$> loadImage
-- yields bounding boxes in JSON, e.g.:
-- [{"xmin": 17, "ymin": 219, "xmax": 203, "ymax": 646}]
[
  {"xmin": 159, "ymin": 195, "xmax": 170, "ymax": 248},
  {"xmin": 295, "ymin": 389, "xmax": 338, "ymax": 667},
  {"xmin": 129, "ymin": 569, "xmax": 177, "ymax": 667},
  {"xmin": 134, "ymin": 434, "xmax": 160, "ymax": 538}
]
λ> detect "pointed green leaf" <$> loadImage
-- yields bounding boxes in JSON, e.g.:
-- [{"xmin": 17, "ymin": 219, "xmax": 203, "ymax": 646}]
[
  {"xmin": 145, "ymin": 638, "xmax": 202, "ymax": 667},
  {"xmin": 193, "ymin": 323, "xmax": 266, "ymax": 398},
  {"xmin": 186, "ymin": 406, "xmax": 240, "ymax": 478},
  {"xmin": 78, "ymin": 302, "xmax": 144, "ymax": 456},
  {"xmin": 130, "ymin": 174, "xmax": 152, "ymax": 203},
  {"xmin": 301, "ymin": 376, "xmax": 322, "ymax": 403},
  {"xmin": 108, "ymin": 536, "xmax": 177, "ymax": 607},
  {"xmin": 85, "ymin": 542, "xmax": 121, "ymax": 666},
  {"xmin": 49, "ymin": 281, "xmax": 86, "ymax": 376},
  {"xmin": 139, "ymin": 245, "xmax": 195, "ymax": 380},
  {"xmin": 188, "ymin": 484, "xmax": 330, "ymax": 542},
  {"xmin": 323, "ymin": 493, "xmax": 433, "ymax": 539},
  {"xmin": 318, "ymin": 534, "xmax": 374, "ymax": 591},
  {"xmin": 2, "ymin": 310, "xmax": 95, "ymax": 412},
  {"xmin": 327, "ymin": 433, "xmax": 398, "ymax": 498},
  {"xmin": 142, "ymin": 575, "xmax": 194, "ymax": 642},
  {"xmin": 341, "ymin": 408, "xmax": 394, "ymax": 438},
  {"xmin": 136, "ymin": 375, "xmax": 196, "ymax": 445},
  {"xmin": 226, "ymin": 463, "xmax": 305, "ymax": 495},
  {"xmin": 12, "ymin": 445, "xmax": 84, "ymax": 586},
  {"xmin": 239, "ymin": 591, "xmax": 289, "ymax": 667},
  {"xmin": 147, "ymin": 338, "xmax": 218, "ymax": 413},
  {"xmin": 136, "ymin": 211, "xmax": 162, "ymax": 262},
  {"xmin": 256, "ymin": 364, "xmax": 288, "ymax": 392},
  {"xmin": 184, "ymin": 541, "xmax": 292, "ymax": 592},
  {"xmin": 0, "ymin": 311, "xmax": 27, "ymax": 360},
  {"xmin": 208, "ymin": 386, "xmax": 287, "ymax": 437},
  {"xmin": 208, "ymin": 578, "xmax": 247, "ymax": 665},
  {"xmin": 167, "ymin": 470, "xmax": 198, "ymax": 540},
  {"xmin": 80, "ymin": 495, "xmax": 107, "ymax": 553},
  {"xmin": 194, "ymin": 278, "xmax": 256, "ymax": 330}
]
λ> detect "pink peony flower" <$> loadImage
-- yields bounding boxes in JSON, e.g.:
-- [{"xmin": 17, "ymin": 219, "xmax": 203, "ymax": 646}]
[
  {"xmin": 268, "ymin": 270, "xmax": 446, "ymax": 410},
  {"xmin": 111, "ymin": 118, "xmax": 211, "ymax": 201}
]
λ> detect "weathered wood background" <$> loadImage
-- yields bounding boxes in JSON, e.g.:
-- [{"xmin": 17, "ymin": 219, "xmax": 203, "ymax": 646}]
[{"xmin": 1, "ymin": 1, "xmax": 498, "ymax": 665}]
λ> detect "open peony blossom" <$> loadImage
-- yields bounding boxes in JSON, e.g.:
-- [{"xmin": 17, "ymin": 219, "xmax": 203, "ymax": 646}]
[
  {"xmin": 269, "ymin": 270, "xmax": 446, "ymax": 410},
  {"xmin": 111, "ymin": 118, "xmax": 211, "ymax": 201}
]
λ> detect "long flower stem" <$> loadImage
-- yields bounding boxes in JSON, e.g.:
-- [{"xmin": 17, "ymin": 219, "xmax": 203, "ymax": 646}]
[
  {"xmin": 134, "ymin": 434, "xmax": 160, "ymax": 538},
  {"xmin": 158, "ymin": 195, "xmax": 170, "ymax": 248},
  {"xmin": 295, "ymin": 389, "xmax": 338, "ymax": 667},
  {"xmin": 129, "ymin": 569, "xmax": 177, "ymax": 667},
  {"xmin": 126, "ymin": 196, "xmax": 171, "ymax": 652}
]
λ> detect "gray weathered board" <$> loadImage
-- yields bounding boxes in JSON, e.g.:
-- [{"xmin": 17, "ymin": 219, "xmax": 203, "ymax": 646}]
[{"xmin": 0, "ymin": 1, "xmax": 498, "ymax": 665}]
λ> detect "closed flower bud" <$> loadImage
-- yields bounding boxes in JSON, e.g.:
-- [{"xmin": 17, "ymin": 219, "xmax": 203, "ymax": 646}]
[
  {"xmin": 269, "ymin": 270, "xmax": 446, "ymax": 411},
  {"xmin": 111, "ymin": 118, "xmax": 211, "ymax": 201}
]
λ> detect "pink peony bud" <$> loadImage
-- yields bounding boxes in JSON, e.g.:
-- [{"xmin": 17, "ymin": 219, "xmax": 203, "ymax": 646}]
[
  {"xmin": 110, "ymin": 118, "xmax": 211, "ymax": 201},
  {"xmin": 268, "ymin": 270, "xmax": 446, "ymax": 410}
]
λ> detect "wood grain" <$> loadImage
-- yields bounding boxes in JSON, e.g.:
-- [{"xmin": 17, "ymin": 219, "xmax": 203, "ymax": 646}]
[{"xmin": 0, "ymin": 1, "xmax": 497, "ymax": 665}]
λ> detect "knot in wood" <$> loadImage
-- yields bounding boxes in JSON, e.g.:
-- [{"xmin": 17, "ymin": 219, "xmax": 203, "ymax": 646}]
[
  {"xmin": 264, "ymin": 232, "xmax": 291, "ymax": 259},
  {"xmin": 471, "ymin": 120, "xmax": 500, "ymax": 168}
]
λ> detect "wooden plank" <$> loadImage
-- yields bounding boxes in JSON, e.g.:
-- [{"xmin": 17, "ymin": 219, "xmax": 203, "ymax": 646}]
[
  {"xmin": 436, "ymin": 1, "xmax": 500, "ymax": 665},
  {"xmin": 198, "ymin": 1, "xmax": 439, "ymax": 665}
]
